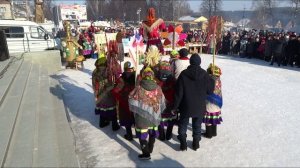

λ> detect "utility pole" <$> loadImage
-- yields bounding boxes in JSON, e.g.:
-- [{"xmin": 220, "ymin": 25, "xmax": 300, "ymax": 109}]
[
  {"xmin": 172, "ymin": 0, "xmax": 174, "ymax": 22},
  {"xmin": 25, "ymin": 0, "xmax": 29, "ymax": 20},
  {"xmin": 137, "ymin": 8, "xmax": 141, "ymax": 23}
]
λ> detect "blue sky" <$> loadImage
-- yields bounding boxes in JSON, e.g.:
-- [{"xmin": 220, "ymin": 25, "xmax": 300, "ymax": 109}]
[
  {"xmin": 189, "ymin": 0, "xmax": 291, "ymax": 12},
  {"xmin": 54, "ymin": 0, "xmax": 291, "ymax": 12}
]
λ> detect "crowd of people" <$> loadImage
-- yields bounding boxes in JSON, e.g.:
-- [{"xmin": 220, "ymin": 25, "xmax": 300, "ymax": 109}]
[
  {"xmin": 219, "ymin": 30, "xmax": 300, "ymax": 67},
  {"xmin": 92, "ymin": 45, "xmax": 223, "ymax": 160}
]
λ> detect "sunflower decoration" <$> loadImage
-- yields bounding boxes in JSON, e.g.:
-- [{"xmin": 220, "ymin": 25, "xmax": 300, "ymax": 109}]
[{"xmin": 145, "ymin": 45, "xmax": 161, "ymax": 68}]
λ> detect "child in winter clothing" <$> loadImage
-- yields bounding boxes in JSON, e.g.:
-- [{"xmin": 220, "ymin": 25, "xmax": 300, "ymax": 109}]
[
  {"xmin": 112, "ymin": 62, "xmax": 136, "ymax": 141},
  {"xmin": 157, "ymin": 61, "xmax": 177, "ymax": 141},
  {"xmin": 129, "ymin": 67, "xmax": 166, "ymax": 160},
  {"xmin": 202, "ymin": 63, "xmax": 223, "ymax": 138},
  {"xmin": 92, "ymin": 58, "xmax": 120, "ymax": 131}
]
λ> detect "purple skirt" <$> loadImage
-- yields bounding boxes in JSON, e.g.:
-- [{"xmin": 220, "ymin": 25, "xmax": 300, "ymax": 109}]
[
  {"xmin": 136, "ymin": 127, "xmax": 159, "ymax": 140},
  {"xmin": 203, "ymin": 111, "xmax": 223, "ymax": 125}
]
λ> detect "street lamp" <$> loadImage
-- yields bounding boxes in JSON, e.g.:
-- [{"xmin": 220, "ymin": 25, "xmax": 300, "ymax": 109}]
[{"xmin": 137, "ymin": 8, "xmax": 141, "ymax": 23}]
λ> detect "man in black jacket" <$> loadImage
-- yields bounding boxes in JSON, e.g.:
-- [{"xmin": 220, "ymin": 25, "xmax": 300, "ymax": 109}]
[{"xmin": 173, "ymin": 54, "xmax": 215, "ymax": 151}]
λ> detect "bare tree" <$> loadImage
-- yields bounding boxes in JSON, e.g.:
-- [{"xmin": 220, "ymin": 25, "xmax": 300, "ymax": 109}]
[
  {"xmin": 43, "ymin": 0, "xmax": 53, "ymax": 20},
  {"xmin": 200, "ymin": 0, "xmax": 222, "ymax": 18},
  {"xmin": 291, "ymin": 0, "xmax": 300, "ymax": 22},
  {"xmin": 85, "ymin": 0, "xmax": 191, "ymax": 22},
  {"xmin": 252, "ymin": 0, "xmax": 277, "ymax": 28}
]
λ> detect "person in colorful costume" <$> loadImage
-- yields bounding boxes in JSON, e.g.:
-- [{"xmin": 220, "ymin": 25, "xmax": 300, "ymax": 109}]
[
  {"xmin": 82, "ymin": 32, "xmax": 93, "ymax": 59},
  {"xmin": 141, "ymin": 8, "xmax": 166, "ymax": 53},
  {"xmin": 169, "ymin": 50, "xmax": 179, "ymax": 76},
  {"xmin": 157, "ymin": 61, "xmax": 177, "ymax": 141},
  {"xmin": 111, "ymin": 62, "xmax": 136, "ymax": 141},
  {"xmin": 92, "ymin": 58, "xmax": 120, "ymax": 131},
  {"xmin": 128, "ymin": 67, "xmax": 166, "ymax": 160},
  {"xmin": 202, "ymin": 64, "xmax": 223, "ymax": 138},
  {"xmin": 62, "ymin": 21, "xmax": 82, "ymax": 67},
  {"xmin": 106, "ymin": 40, "xmax": 122, "ymax": 84}
]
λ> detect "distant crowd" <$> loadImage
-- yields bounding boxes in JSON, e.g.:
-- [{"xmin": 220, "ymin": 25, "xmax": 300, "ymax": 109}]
[{"xmin": 218, "ymin": 30, "xmax": 300, "ymax": 67}]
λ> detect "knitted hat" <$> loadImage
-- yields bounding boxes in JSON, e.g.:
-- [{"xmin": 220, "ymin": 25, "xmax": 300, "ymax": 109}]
[
  {"xmin": 179, "ymin": 48, "xmax": 189, "ymax": 58},
  {"xmin": 124, "ymin": 61, "xmax": 134, "ymax": 71},
  {"xmin": 190, "ymin": 54, "xmax": 201, "ymax": 65},
  {"xmin": 142, "ymin": 67, "xmax": 155, "ymax": 81},
  {"xmin": 159, "ymin": 61, "xmax": 172, "ymax": 81},
  {"xmin": 170, "ymin": 50, "xmax": 179, "ymax": 59},
  {"xmin": 207, "ymin": 63, "xmax": 222, "ymax": 77},
  {"xmin": 95, "ymin": 57, "xmax": 107, "ymax": 67}
]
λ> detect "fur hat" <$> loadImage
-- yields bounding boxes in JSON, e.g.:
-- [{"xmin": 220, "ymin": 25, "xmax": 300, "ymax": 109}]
[{"xmin": 207, "ymin": 63, "xmax": 222, "ymax": 77}]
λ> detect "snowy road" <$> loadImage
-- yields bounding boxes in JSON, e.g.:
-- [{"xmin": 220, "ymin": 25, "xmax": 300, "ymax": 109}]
[{"xmin": 55, "ymin": 54, "xmax": 300, "ymax": 167}]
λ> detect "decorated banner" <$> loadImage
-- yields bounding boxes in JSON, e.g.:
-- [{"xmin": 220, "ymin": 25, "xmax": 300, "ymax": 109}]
[
  {"xmin": 95, "ymin": 33, "xmax": 117, "ymax": 45},
  {"xmin": 122, "ymin": 38, "xmax": 130, "ymax": 53}
]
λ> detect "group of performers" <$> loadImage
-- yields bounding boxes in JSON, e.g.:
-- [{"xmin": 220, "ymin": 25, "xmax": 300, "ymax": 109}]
[{"xmin": 91, "ymin": 8, "xmax": 223, "ymax": 160}]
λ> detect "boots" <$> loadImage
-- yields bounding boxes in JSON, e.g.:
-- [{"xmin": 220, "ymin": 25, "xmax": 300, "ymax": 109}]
[
  {"xmin": 138, "ymin": 139, "xmax": 151, "ymax": 160},
  {"xmin": 124, "ymin": 126, "xmax": 133, "ymax": 141},
  {"xmin": 165, "ymin": 125, "xmax": 173, "ymax": 140},
  {"xmin": 99, "ymin": 116, "xmax": 109, "ymax": 128},
  {"xmin": 212, "ymin": 125, "xmax": 217, "ymax": 137},
  {"xmin": 202, "ymin": 125, "xmax": 213, "ymax": 139},
  {"xmin": 158, "ymin": 125, "xmax": 165, "ymax": 141},
  {"xmin": 192, "ymin": 138, "xmax": 200, "ymax": 151},
  {"xmin": 148, "ymin": 136, "xmax": 156, "ymax": 153},
  {"xmin": 112, "ymin": 119, "xmax": 120, "ymax": 131},
  {"xmin": 177, "ymin": 136, "xmax": 187, "ymax": 151},
  {"xmin": 95, "ymin": 108, "xmax": 100, "ymax": 115}
]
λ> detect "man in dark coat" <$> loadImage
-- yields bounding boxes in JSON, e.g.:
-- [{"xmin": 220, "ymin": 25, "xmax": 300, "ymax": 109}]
[
  {"xmin": 173, "ymin": 54, "xmax": 215, "ymax": 151},
  {"xmin": 270, "ymin": 35, "xmax": 284, "ymax": 66}
]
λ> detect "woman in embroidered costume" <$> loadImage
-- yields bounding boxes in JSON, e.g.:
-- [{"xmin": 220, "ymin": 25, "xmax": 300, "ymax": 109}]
[
  {"xmin": 128, "ymin": 67, "xmax": 166, "ymax": 160},
  {"xmin": 202, "ymin": 64, "xmax": 223, "ymax": 138},
  {"xmin": 106, "ymin": 40, "xmax": 122, "ymax": 84},
  {"xmin": 92, "ymin": 57, "xmax": 120, "ymax": 131},
  {"xmin": 157, "ymin": 61, "xmax": 177, "ymax": 141},
  {"xmin": 141, "ymin": 8, "xmax": 166, "ymax": 53},
  {"xmin": 111, "ymin": 61, "xmax": 136, "ymax": 141}
]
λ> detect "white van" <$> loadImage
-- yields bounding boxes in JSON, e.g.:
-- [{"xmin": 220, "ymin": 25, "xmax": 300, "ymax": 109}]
[{"xmin": 0, "ymin": 20, "xmax": 56, "ymax": 53}]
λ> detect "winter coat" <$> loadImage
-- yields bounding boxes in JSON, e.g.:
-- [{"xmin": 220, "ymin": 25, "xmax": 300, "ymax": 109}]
[
  {"xmin": 111, "ymin": 71, "xmax": 136, "ymax": 126},
  {"xmin": 264, "ymin": 39, "xmax": 273, "ymax": 57},
  {"xmin": 272, "ymin": 39, "xmax": 283, "ymax": 55},
  {"xmin": 173, "ymin": 65, "xmax": 215, "ymax": 118}
]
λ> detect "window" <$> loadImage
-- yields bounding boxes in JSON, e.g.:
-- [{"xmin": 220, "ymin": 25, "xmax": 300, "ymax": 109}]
[
  {"xmin": 0, "ymin": 27, "xmax": 24, "ymax": 38},
  {"xmin": 30, "ymin": 26, "xmax": 45, "ymax": 39}
]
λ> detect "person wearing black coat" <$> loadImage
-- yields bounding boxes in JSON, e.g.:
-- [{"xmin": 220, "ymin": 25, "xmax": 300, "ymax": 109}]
[
  {"xmin": 172, "ymin": 54, "xmax": 215, "ymax": 151},
  {"xmin": 270, "ymin": 35, "xmax": 284, "ymax": 66}
]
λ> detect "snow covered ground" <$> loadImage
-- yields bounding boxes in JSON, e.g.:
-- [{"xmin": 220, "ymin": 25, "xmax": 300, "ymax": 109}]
[{"xmin": 55, "ymin": 54, "xmax": 300, "ymax": 167}]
